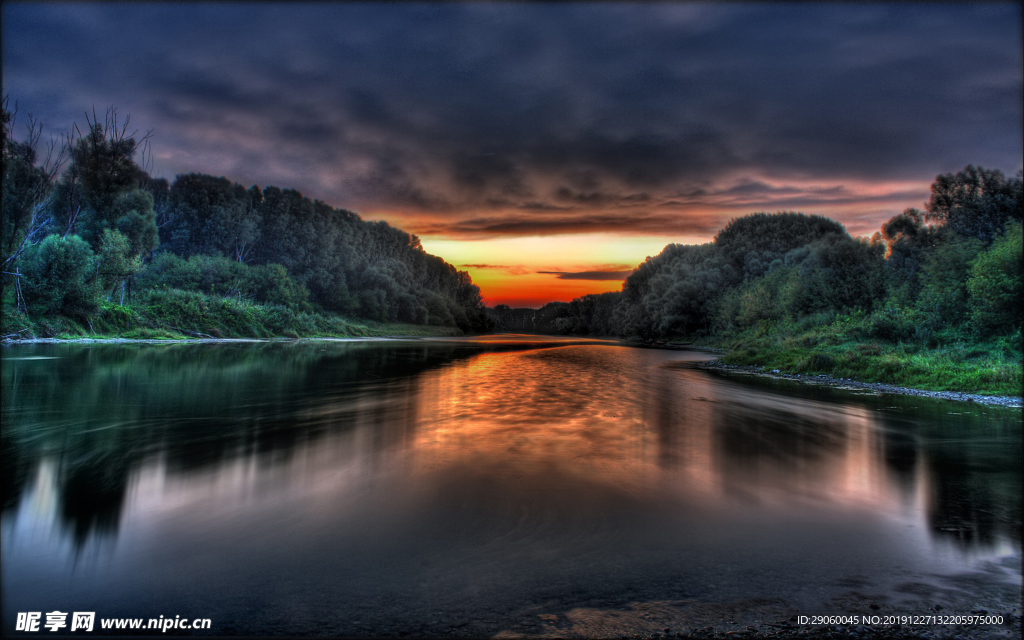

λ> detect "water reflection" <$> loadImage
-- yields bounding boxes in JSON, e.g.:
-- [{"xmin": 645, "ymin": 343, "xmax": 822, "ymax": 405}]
[
  {"xmin": 2, "ymin": 341, "xmax": 486, "ymax": 546},
  {"xmin": 1, "ymin": 339, "xmax": 1020, "ymax": 634}
]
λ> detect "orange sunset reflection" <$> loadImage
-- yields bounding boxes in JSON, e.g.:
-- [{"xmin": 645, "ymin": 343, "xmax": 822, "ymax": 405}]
[{"xmin": 405, "ymin": 345, "xmax": 931, "ymax": 519}]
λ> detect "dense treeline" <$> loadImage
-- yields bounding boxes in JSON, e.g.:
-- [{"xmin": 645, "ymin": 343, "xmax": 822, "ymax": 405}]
[
  {"xmin": 493, "ymin": 166, "xmax": 1022, "ymax": 351},
  {"xmin": 2, "ymin": 103, "xmax": 487, "ymax": 335}
]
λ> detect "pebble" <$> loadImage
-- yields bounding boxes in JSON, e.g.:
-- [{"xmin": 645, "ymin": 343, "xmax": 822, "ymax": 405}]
[{"xmin": 699, "ymin": 361, "xmax": 1022, "ymax": 407}]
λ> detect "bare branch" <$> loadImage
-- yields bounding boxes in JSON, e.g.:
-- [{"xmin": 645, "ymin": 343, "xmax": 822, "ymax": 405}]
[
  {"xmin": 139, "ymin": 134, "xmax": 156, "ymax": 173},
  {"xmin": 9, "ymin": 99, "xmax": 19, "ymax": 133},
  {"xmin": 62, "ymin": 204, "xmax": 82, "ymax": 239},
  {"xmin": 25, "ymin": 113, "xmax": 43, "ymax": 150},
  {"xmin": 2, "ymin": 196, "xmax": 54, "ymax": 268}
]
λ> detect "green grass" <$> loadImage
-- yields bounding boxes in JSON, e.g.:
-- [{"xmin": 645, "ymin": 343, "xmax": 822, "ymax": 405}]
[
  {"xmin": 354, "ymin": 319, "xmax": 462, "ymax": 338},
  {"xmin": 2, "ymin": 288, "xmax": 463, "ymax": 341},
  {"xmin": 716, "ymin": 317, "xmax": 1022, "ymax": 396}
]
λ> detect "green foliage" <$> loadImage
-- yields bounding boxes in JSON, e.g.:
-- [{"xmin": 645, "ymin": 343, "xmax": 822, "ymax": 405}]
[
  {"xmin": 722, "ymin": 323, "xmax": 1021, "ymax": 396},
  {"xmin": 532, "ymin": 301, "xmax": 571, "ymax": 334},
  {"xmin": 609, "ymin": 220, "xmax": 884, "ymax": 342},
  {"xmin": 131, "ymin": 288, "xmax": 448, "ymax": 339},
  {"xmin": 506, "ymin": 172, "xmax": 1021, "ymax": 394},
  {"xmin": 3, "ymin": 94, "xmax": 1017, "ymax": 379},
  {"xmin": 714, "ymin": 212, "xmax": 848, "ymax": 278},
  {"xmin": 968, "ymin": 222, "xmax": 1023, "ymax": 336},
  {"xmin": 644, "ymin": 244, "xmax": 735, "ymax": 336},
  {"xmin": 111, "ymin": 189, "xmax": 159, "ymax": 255},
  {"xmin": 925, "ymin": 165, "xmax": 1023, "ymax": 242},
  {"xmin": 916, "ymin": 230, "xmax": 984, "ymax": 329},
  {"xmin": 71, "ymin": 120, "xmax": 149, "ymax": 241},
  {"xmin": 158, "ymin": 173, "xmax": 487, "ymax": 331},
  {"xmin": 1, "ymin": 292, "xmax": 33, "ymax": 335},
  {"xmin": 788, "ymin": 234, "xmax": 886, "ymax": 315},
  {"xmin": 137, "ymin": 253, "xmax": 311, "ymax": 310},
  {"xmin": 97, "ymin": 229, "xmax": 142, "ymax": 298},
  {"xmin": 613, "ymin": 242, "xmax": 739, "ymax": 339},
  {"xmin": 487, "ymin": 304, "xmax": 538, "ymax": 332},
  {"xmin": 4, "ymin": 102, "xmax": 486, "ymax": 335},
  {"xmin": 162, "ymin": 173, "xmax": 255, "ymax": 259},
  {"xmin": 20, "ymin": 235, "xmax": 100, "ymax": 318},
  {"xmin": 862, "ymin": 306, "xmax": 926, "ymax": 343},
  {"xmin": 715, "ymin": 265, "xmax": 799, "ymax": 331},
  {"xmin": 877, "ymin": 209, "xmax": 941, "ymax": 301},
  {"xmin": 2, "ymin": 107, "xmax": 53, "ymax": 270}
]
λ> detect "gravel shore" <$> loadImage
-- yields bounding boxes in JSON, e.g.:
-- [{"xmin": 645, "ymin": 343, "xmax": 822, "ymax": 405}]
[{"xmin": 695, "ymin": 360, "xmax": 1022, "ymax": 408}]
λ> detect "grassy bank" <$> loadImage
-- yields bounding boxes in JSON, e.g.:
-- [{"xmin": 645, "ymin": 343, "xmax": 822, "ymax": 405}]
[
  {"xmin": 713, "ymin": 315, "xmax": 1021, "ymax": 396},
  {"xmin": 2, "ymin": 288, "xmax": 462, "ymax": 341}
]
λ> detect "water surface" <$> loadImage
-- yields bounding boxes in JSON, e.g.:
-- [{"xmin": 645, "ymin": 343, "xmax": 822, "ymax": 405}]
[{"xmin": 2, "ymin": 338, "xmax": 1020, "ymax": 636}]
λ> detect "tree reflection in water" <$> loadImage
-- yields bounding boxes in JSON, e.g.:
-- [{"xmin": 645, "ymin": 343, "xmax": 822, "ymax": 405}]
[{"xmin": 1, "ymin": 339, "xmax": 1019, "ymax": 634}]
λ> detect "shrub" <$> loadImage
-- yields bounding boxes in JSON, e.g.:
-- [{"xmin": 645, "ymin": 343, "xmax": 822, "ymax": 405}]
[
  {"xmin": 137, "ymin": 253, "xmax": 311, "ymax": 309},
  {"xmin": 806, "ymin": 352, "xmax": 835, "ymax": 372},
  {"xmin": 968, "ymin": 222, "xmax": 1022, "ymax": 336},
  {"xmin": 916, "ymin": 230, "xmax": 984, "ymax": 328},
  {"xmin": 20, "ymin": 234, "xmax": 100, "ymax": 318},
  {"xmin": 865, "ymin": 306, "xmax": 921, "ymax": 343}
]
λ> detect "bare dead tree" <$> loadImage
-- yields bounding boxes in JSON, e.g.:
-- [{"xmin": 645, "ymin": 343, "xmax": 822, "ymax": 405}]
[
  {"xmin": 4, "ymin": 95, "xmax": 18, "ymax": 136},
  {"xmin": 140, "ymin": 136, "xmax": 155, "ymax": 175},
  {"xmin": 83, "ymin": 105, "xmax": 153, "ymax": 154},
  {"xmin": 154, "ymin": 194, "xmax": 174, "ymax": 230},
  {"xmin": 1, "ymin": 107, "xmax": 77, "ymax": 270},
  {"xmin": 235, "ymin": 242, "xmax": 255, "ymax": 264},
  {"xmin": 24, "ymin": 113, "xmax": 73, "ymax": 192},
  {"xmin": 1, "ymin": 268, "xmax": 28, "ymax": 313},
  {"xmin": 1, "ymin": 199, "xmax": 53, "ymax": 270}
]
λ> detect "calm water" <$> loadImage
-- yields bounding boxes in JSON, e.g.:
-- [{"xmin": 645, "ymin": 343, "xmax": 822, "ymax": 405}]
[{"xmin": 2, "ymin": 337, "xmax": 1021, "ymax": 636}]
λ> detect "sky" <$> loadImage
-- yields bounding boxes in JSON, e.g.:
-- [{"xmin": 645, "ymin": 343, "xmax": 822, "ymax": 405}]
[{"xmin": 3, "ymin": 2, "xmax": 1022, "ymax": 307}]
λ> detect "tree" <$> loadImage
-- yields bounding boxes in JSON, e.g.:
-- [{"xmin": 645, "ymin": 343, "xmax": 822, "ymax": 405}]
[
  {"xmin": 2, "ymin": 101, "xmax": 70, "ymax": 280},
  {"xmin": 916, "ymin": 230, "xmax": 984, "ymax": 329},
  {"xmin": 787, "ymin": 234, "xmax": 885, "ymax": 315},
  {"xmin": 97, "ymin": 229, "xmax": 142, "ymax": 305},
  {"xmin": 714, "ymin": 212, "xmax": 848, "ymax": 278},
  {"xmin": 925, "ymin": 165, "xmax": 1023, "ymax": 242},
  {"xmin": 967, "ymin": 221, "xmax": 1023, "ymax": 336},
  {"xmin": 69, "ymin": 108, "xmax": 154, "ymax": 248},
  {"xmin": 20, "ymin": 234, "xmax": 100, "ymax": 318},
  {"xmin": 111, "ymin": 189, "xmax": 159, "ymax": 256},
  {"xmin": 162, "ymin": 173, "xmax": 255, "ymax": 260},
  {"xmin": 644, "ymin": 244, "xmax": 735, "ymax": 336}
]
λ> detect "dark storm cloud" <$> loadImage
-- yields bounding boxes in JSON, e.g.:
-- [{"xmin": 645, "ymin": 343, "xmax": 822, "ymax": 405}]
[
  {"xmin": 3, "ymin": 3, "xmax": 1021, "ymax": 238},
  {"xmin": 415, "ymin": 211, "xmax": 726, "ymax": 238},
  {"xmin": 537, "ymin": 270, "xmax": 634, "ymax": 281}
]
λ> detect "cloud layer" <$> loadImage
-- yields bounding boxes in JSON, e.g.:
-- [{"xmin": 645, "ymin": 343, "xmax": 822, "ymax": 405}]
[
  {"xmin": 3, "ymin": 3, "xmax": 1021, "ymax": 240},
  {"xmin": 538, "ymin": 270, "xmax": 635, "ymax": 281}
]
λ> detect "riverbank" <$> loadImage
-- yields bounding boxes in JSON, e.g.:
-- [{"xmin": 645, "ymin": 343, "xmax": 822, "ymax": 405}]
[
  {"xmin": 652, "ymin": 320, "xmax": 1022, "ymax": 397},
  {"xmin": 1, "ymin": 325, "xmax": 461, "ymax": 343},
  {"xmin": 1, "ymin": 335, "xmax": 448, "ymax": 345},
  {"xmin": 694, "ymin": 360, "xmax": 1022, "ymax": 407},
  {"xmin": 632, "ymin": 333, "xmax": 1022, "ymax": 404},
  {"xmin": 1, "ymin": 292, "xmax": 463, "ymax": 342}
]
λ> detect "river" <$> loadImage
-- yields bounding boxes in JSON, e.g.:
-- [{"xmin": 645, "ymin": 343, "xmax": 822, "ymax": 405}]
[{"xmin": 1, "ymin": 337, "xmax": 1020, "ymax": 636}]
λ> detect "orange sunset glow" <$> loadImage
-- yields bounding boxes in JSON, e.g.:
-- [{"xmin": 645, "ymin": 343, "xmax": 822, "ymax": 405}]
[
  {"xmin": 420, "ymin": 233, "xmax": 686, "ymax": 307},
  {"xmin": 5, "ymin": 3, "xmax": 1019, "ymax": 311},
  {"xmin": 410, "ymin": 174, "xmax": 932, "ymax": 307}
]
